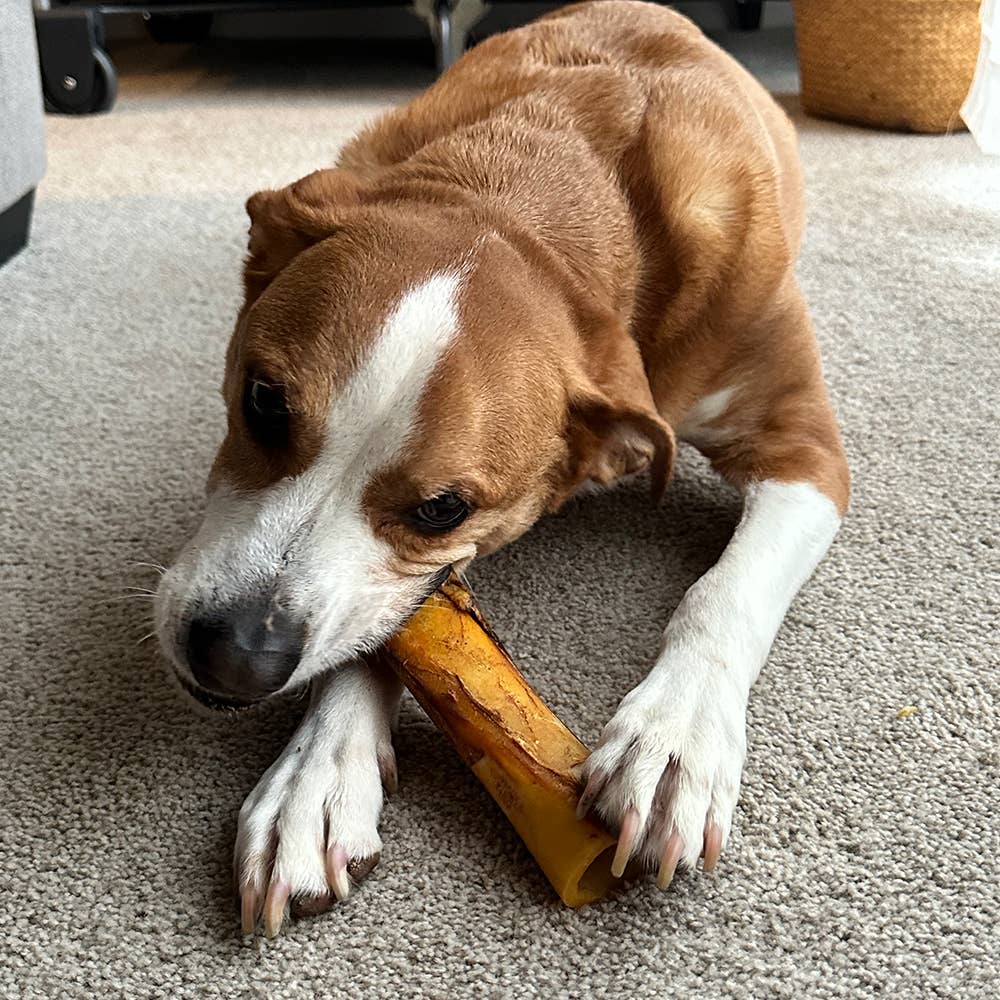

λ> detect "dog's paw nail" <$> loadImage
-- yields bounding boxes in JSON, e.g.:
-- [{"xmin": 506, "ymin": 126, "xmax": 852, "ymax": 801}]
[
  {"xmin": 240, "ymin": 885, "xmax": 261, "ymax": 937},
  {"xmin": 576, "ymin": 768, "xmax": 604, "ymax": 820},
  {"xmin": 263, "ymin": 879, "xmax": 291, "ymax": 938},
  {"xmin": 702, "ymin": 822, "xmax": 723, "ymax": 872},
  {"xmin": 611, "ymin": 806, "xmax": 642, "ymax": 878},
  {"xmin": 326, "ymin": 844, "xmax": 352, "ymax": 901},
  {"xmin": 656, "ymin": 832, "xmax": 685, "ymax": 890}
]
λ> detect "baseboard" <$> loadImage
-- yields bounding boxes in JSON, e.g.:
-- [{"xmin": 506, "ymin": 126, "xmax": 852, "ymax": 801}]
[{"xmin": 0, "ymin": 189, "xmax": 36, "ymax": 267}]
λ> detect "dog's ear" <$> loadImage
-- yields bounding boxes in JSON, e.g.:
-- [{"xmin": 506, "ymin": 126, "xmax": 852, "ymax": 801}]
[
  {"xmin": 243, "ymin": 168, "xmax": 363, "ymax": 303},
  {"xmin": 553, "ymin": 323, "xmax": 675, "ymax": 510}
]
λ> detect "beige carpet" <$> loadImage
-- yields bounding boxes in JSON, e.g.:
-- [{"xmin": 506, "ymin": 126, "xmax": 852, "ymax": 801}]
[{"xmin": 2, "ymin": 27, "xmax": 998, "ymax": 1000}]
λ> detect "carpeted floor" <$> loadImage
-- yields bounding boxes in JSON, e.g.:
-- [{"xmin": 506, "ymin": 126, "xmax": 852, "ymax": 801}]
[{"xmin": 1, "ymin": 25, "xmax": 998, "ymax": 1000}]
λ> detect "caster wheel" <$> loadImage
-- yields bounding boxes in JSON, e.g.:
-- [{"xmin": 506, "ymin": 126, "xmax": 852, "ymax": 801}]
[
  {"xmin": 43, "ymin": 46, "xmax": 117, "ymax": 114},
  {"xmin": 35, "ymin": 9, "xmax": 118, "ymax": 115},
  {"xmin": 144, "ymin": 13, "xmax": 214, "ymax": 44}
]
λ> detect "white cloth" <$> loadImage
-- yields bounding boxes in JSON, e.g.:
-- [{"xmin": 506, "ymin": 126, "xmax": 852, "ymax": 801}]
[{"xmin": 962, "ymin": 0, "xmax": 1000, "ymax": 153}]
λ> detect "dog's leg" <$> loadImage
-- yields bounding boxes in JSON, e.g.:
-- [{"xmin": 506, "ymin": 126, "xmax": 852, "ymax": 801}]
[
  {"xmin": 235, "ymin": 658, "xmax": 401, "ymax": 935},
  {"xmin": 578, "ymin": 292, "xmax": 850, "ymax": 885}
]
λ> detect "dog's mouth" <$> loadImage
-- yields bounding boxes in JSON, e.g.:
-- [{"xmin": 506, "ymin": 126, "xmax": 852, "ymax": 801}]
[
  {"xmin": 425, "ymin": 564, "xmax": 453, "ymax": 599},
  {"xmin": 174, "ymin": 670, "xmax": 261, "ymax": 713},
  {"xmin": 168, "ymin": 565, "xmax": 453, "ymax": 713}
]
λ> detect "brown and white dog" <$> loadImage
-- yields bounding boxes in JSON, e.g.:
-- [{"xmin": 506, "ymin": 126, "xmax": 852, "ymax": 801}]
[{"xmin": 155, "ymin": 1, "xmax": 849, "ymax": 931}]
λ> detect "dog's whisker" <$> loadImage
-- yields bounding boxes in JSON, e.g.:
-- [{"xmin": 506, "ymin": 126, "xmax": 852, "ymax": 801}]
[
  {"xmin": 109, "ymin": 594, "xmax": 157, "ymax": 603},
  {"xmin": 129, "ymin": 560, "xmax": 167, "ymax": 576},
  {"xmin": 135, "ymin": 631, "xmax": 157, "ymax": 646},
  {"xmin": 123, "ymin": 585, "xmax": 157, "ymax": 595}
]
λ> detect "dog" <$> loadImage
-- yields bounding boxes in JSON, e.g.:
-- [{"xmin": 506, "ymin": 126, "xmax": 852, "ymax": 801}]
[{"xmin": 155, "ymin": 1, "xmax": 849, "ymax": 934}]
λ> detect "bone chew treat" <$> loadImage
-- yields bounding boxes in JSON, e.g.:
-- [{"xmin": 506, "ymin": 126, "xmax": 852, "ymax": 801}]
[{"xmin": 375, "ymin": 575, "xmax": 620, "ymax": 906}]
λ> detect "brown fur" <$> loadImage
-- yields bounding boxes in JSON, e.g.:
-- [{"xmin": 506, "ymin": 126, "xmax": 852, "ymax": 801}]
[{"xmin": 213, "ymin": 1, "xmax": 848, "ymax": 569}]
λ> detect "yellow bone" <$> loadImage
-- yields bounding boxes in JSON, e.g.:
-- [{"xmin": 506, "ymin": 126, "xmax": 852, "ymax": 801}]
[{"xmin": 374, "ymin": 576, "xmax": 620, "ymax": 906}]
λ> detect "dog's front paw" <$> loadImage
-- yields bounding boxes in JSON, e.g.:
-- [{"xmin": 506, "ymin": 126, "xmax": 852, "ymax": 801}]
[
  {"xmin": 235, "ymin": 711, "xmax": 395, "ymax": 937},
  {"xmin": 577, "ymin": 654, "xmax": 748, "ymax": 888}
]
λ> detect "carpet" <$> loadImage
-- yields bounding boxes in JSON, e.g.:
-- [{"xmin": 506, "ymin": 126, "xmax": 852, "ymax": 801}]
[{"xmin": 1, "ymin": 27, "xmax": 997, "ymax": 1000}]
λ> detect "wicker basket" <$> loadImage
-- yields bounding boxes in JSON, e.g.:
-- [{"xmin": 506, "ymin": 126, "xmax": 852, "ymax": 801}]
[{"xmin": 792, "ymin": 0, "xmax": 983, "ymax": 133}]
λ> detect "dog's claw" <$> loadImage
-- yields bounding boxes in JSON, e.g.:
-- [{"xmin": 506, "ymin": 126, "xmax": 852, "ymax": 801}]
[
  {"xmin": 236, "ymin": 843, "xmax": 381, "ymax": 936},
  {"xmin": 611, "ymin": 806, "xmax": 641, "ymax": 878},
  {"xmin": 263, "ymin": 879, "xmax": 290, "ymax": 938},
  {"xmin": 702, "ymin": 822, "xmax": 723, "ymax": 872},
  {"xmin": 656, "ymin": 832, "xmax": 685, "ymax": 890},
  {"xmin": 576, "ymin": 767, "xmax": 605, "ymax": 820},
  {"xmin": 326, "ymin": 844, "xmax": 352, "ymax": 902},
  {"xmin": 240, "ymin": 886, "xmax": 261, "ymax": 937}
]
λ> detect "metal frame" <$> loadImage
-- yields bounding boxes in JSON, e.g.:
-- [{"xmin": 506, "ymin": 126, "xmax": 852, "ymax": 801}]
[
  {"xmin": 413, "ymin": 0, "xmax": 489, "ymax": 72},
  {"xmin": 34, "ymin": 1, "xmax": 765, "ymax": 114},
  {"xmin": 35, "ymin": 0, "xmax": 491, "ymax": 107}
]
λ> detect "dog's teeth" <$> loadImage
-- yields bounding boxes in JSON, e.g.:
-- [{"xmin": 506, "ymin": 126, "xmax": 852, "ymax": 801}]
[
  {"xmin": 240, "ymin": 886, "xmax": 260, "ymax": 937},
  {"xmin": 263, "ymin": 880, "xmax": 290, "ymax": 938}
]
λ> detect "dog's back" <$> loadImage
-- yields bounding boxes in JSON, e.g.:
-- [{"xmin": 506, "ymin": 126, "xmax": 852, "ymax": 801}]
[
  {"xmin": 341, "ymin": 0, "xmax": 802, "ymax": 245},
  {"xmin": 339, "ymin": 1, "xmax": 810, "ymax": 429}
]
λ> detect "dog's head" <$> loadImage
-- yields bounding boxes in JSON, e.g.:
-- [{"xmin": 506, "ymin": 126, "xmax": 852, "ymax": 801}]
[{"xmin": 155, "ymin": 169, "xmax": 674, "ymax": 708}]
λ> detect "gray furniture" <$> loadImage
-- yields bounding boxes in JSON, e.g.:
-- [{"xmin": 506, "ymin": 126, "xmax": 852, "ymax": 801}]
[{"xmin": 0, "ymin": 0, "xmax": 46, "ymax": 265}]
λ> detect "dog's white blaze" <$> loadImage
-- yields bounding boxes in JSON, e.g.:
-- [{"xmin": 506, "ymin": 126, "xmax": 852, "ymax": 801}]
[
  {"xmin": 321, "ymin": 270, "xmax": 464, "ymax": 480},
  {"xmin": 156, "ymin": 271, "xmax": 464, "ymax": 687},
  {"xmin": 294, "ymin": 270, "xmax": 464, "ymax": 671}
]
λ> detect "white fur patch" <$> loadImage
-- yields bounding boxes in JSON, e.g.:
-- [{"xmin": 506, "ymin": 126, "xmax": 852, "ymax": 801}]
[
  {"xmin": 323, "ymin": 270, "xmax": 465, "ymax": 478},
  {"xmin": 582, "ymin": 480, "xmax": 841, "ymax": 869},
  {"xmin": 156, "ymin": 270, "xmax": 465, "ymax": 690},
  {"xmin": 677, "ymin": 385, "xmax": 738, "ymax": 447}
]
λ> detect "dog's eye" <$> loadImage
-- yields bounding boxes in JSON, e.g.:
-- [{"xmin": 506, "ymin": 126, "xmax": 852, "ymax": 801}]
[
  {"xmin": 410, "ymin": 492, "xmax": 470, "ymax": 534},
  {"xmin": 243, "ymin": 378, "xmax": 289, "ymax": 446}
]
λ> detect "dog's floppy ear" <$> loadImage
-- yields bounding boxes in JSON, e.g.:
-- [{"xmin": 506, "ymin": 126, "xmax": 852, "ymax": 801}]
[
  {"xmin": 243, "ymin": 168, "xmax": 363, "ymax": 303},
  {"xmin": 554, "ymin": 323, "xmax": 675, "ymax": 510}
]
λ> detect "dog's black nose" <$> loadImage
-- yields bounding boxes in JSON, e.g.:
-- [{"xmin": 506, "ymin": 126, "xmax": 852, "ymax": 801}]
[{"xmin": 185, "ymin": 602, "xmax": 304, "ymax": 702}]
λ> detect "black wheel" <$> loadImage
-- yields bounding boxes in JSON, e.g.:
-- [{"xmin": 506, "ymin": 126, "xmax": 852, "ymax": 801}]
[
  {"xmin": 43, "ymin": 46, "xmax": 117, "ymax": 114},
  {"xmin": 36, "ymin": 9, "xmax": 118, "ymax": 114},
  {"xmin": 144, "ymin": 12, "xmax": 214, "ymax": 44},
  {"xmin": 89, "ymin": 47, "xmax": 117, "ymax": 112}
]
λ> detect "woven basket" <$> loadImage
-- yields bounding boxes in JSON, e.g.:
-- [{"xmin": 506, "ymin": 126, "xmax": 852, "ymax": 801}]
[{"xmin": 792, "ymin": 0, "xmax": 983, "ymax": 133}]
